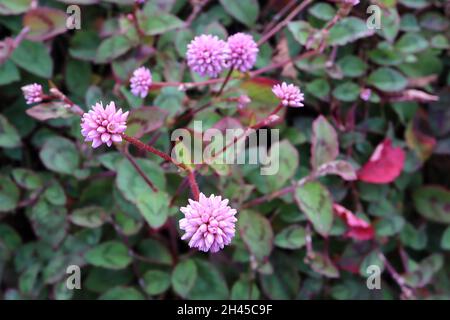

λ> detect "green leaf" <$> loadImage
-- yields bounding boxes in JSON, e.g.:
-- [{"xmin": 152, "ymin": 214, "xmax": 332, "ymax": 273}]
[
  {"xmin": 328, "ymin": 17, "xmax": 374, "ymax": 46},
  {"xmin": 12, "ymin": 168, "xmax": 42, "ymax": 190},
  {"xmin": 219, "ymin": 0, "xmax": 259, "ymax": 27},
  {"xmin": 308, "ymin": 2, "xmax": 336, "ymax": 21},
  {"xmin": 10, "ymin": 40, "xmax": 53, "ymax": 78},
  {"xmin": 274, "ymin": 225, "xmax": 306, "ymax": 250},
  {"xmin": 70, "ymin": 206, "xmax": 107, "ymax": 228},
  {"xmin": 188, "ymin": 259, "xmax": 228, "ymax": 300},
  {"xmin": 26, "ymin": 102, "xmax": 73, "ymax": 121},
  {"xmin": 311, "ymin": 115, "xmax": 338, "ymax": 170},
  {"xmin": 260, "ymin": 252, "xmax": 299, "ymax": 299},
  {"xmin": 69, "ymin": 31, "xmax": 100, "ymax": 61},
  {"xmin": 377, "ymin": 8, "xmax": 400, "ymax": 42},
  {"xmin": 441, "ymin": 226, "xmax": 450, "ymax": 250},
  {"xmin": 85, "ymin": 241, "xmax": 132, "ymax": 270},
  {"xmin": 137, "ymin": 239, "xmax": 172, "ymax": 266},
  {"xmin": 39, "ymin": 137, "xmax": 80, "ymax": 175},
  {"xmin": 0, "ymin": 115, "xmax": 21, "ymax": 148},
  {"xmin": 0, "ymin": 60, "xmax": 20, "ymax": 85},
  {"xmin": 395, "ymin": 33, "xmax": 428, "ymax": 53},
  {"xmin": 28, "ymin": 200, "xmax": 68, "ymax": 245},
  {"xmin": 238, "ymin": 210, "xmax": 273, "ymax": 262},
  {"xmin": 294, "ymin": 181, "xmax": 334, "ymax": 237},
  {"xmin": 413, "ymin": 186, "xmax": 450, "ymax": 224},
  {"xmin": 0, "ymin": 175, "xmax": 20, "ymax": 213},
  {"xmin": 99, "ymin": 286, "xmax": 145, "ymax": 300},
  {"xmin": 332, "ymin": 81, "xmax": 360, "ymax": 102},
  {"xmin": 231, "ymin": 279, "xmax": 260, "ymax": 300},
  {"xmin": 135, "ymin": 191, "xmax": 169, "ymax": 229},
  {"xmin": 95, "ymin": 35, "xmax": 133, "ymax": 64},
  {"xmin": 0, "ymin": 0, "xmax": 32, "ymax": 15},
  {"xmin": 172, "ymin": 259, "xmax": 197, "ymax": 298},
  {"xmin": 19, "ymin": 264, "xmax": 40, "ymax": 295},
  {"xmin": 24, "ymin": 7, "xmax": 67, "ymax": 41},
  {"xmin": 137, "ymin": 11, "xmax": 184, "ymax": 36},
  {"xmin": 306, "ymin": 78, "xmax": 330, "ymax": 99},
  {"xmin": 288, "ymin": 21, "xmax": 314, "ymax": 46},
  {"xmin": 263, "ymin": 140, "xmax": 299, "ymax": 191},
  {"xmin": 337, "ymin": 55, "xmax": 367, "ymax": 78},
  {"xmin": 367, "ymin": 67, "xmax": 407, "ymax": 92},
  {"xmin": 307, "ymin": 252, "xmax": 340, "ymax": 278},
  {"xmin": 143, "ymin": 270, "xmax": 171, "ymax": 295}
]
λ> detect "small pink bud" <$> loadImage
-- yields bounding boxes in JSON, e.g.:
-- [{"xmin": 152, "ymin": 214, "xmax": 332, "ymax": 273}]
[
  {"xmin": 21, "ymin": 83, "xmax": 43, "ymax": 105},
  {"xmin": 130, "ymin": 66, "xmax": 152, "ymax": 98}
]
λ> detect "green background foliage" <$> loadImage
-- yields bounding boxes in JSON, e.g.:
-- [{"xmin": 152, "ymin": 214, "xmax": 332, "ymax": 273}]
[{"xmin": 0, "ymin": 0, "xmax": 450, "ymax": 300}]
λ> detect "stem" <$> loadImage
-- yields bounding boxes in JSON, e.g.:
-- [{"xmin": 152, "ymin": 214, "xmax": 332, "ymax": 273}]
[
  {"xmin": 122, "ymin": 134, "xmax": 188, "ymax": 171},
  {"xmin": 205, "ymin": 103, "xmax": 283, "ymax": 163},
  {"xmin": 257, "ymin": 0, "xmax": 313, "ymax": 46},
  {"xmin": 187, "ymin": 170, "xmax": 200, "ymax": 201},
  {"xmin": 263, "ymin": 0, "xmax": 298, "ymax": 33},
  {"xmin": 215, "ymin": 67, "xmax": 234, "ymax": 97},
  {"xmin": 120, "ymin": 148, "xmax": 158, "ymax": 192},
  {"xmin": 184, "ymin": 0, "xmax": 210, "ymax": 27},
  {"xmin": 49, "ymin": 87, "xmax": 84, "ymax": 116},
  {"xmin": 378, "ymin": 252, "xmax": 415, "ymax": 299}
]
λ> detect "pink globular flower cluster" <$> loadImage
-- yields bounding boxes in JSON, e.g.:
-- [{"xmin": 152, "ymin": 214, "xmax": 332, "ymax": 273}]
[
  {"xmin": 187, "ymin": 34, "xmax": 230, "ymax": 78},
  {"xmin": 179, "ymin": 193, "xmax": 237, "ymax": 253},
  {"xmin": 227, "ymin": 33, "xmax": 259, "ymax": 72},
  {"xmin": 272, "ymin": 82, "xmax": 304, "ymax": 107},
  {"xmin": 186, "ymin": 33, "xmax": 259, "ymax": 77},
  {"xmin": 130, "ymin": 66, "xmax": 152, "ymax": 98},
  {"xmin": 21, "ymin": 83, "xmax": 43, "ymax": 104},
  {"xmin": 81, "ymin": 101, "xmax": 129, "ymax": 148}
]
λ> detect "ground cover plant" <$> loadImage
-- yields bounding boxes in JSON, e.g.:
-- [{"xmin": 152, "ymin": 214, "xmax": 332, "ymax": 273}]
[{"xmin": 0, "ymin": 0, "xmax": 450, "ymax": 300}]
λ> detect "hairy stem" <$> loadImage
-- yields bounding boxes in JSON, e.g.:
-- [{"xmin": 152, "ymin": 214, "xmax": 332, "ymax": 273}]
[
  {"xmin": 122, "ymin": 134, "xmax": 188, "ymax": 171},
  {"xmin": 187, "ymin": 170, "xmax": 200, "ymax": 201}
]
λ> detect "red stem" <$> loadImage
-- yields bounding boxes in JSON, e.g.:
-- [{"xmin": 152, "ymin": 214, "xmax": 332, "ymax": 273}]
[
  {"xmin": 187, "ymin": 170, "xmax": 200, "ymax": 201},
  {"xmin": 122, "ymin": 134, "xmax": 188, "ymax": 171}
]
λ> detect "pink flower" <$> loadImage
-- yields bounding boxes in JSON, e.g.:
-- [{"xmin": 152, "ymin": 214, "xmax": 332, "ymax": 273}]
[
  {"xmin": 130, "ymin": 66, "xmax": 152, "ymax": 98},
  {"xmin": 272, "ymin": 82, "xmax": 304, "ymax": 107},
  {"xmin": 227, "ymin": 33, "xmax": 259, "ymax": 72},
  {"xmin": 360, "ymin": 88, "xmax": 372, "ymax": 101},
  {"xmin": 237, "ymin": 95, "xmax": 251, "ymax": 110},
  {"xmin": 179, "ymin": 193, "xmax": 237, "ymax": 253},
  {"xmin": 186, "ymin": 34, "xmax": 230, "ymax": 78},
  {"xmin": 342, "ymin": 0, "xmax": 360, "ymax": 5},
  {"xmin": 81, "ymin": 101, "xmax": 129, "ymax": 148},
  {"xmin": 21, "ymin": 83, "xmax": 43, "ymax": 104},
  {"xmin": 135, "ymin": 0, "xmax": 146, "ymax": 4}
]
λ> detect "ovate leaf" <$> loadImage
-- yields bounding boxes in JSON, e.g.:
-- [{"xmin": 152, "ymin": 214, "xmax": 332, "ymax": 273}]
[{"xmin": 295, "ymin": 181, "xmax": 334, "ymax": 236}]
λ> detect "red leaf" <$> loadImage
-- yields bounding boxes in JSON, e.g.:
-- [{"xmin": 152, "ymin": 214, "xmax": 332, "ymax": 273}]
[
  {"xmin": 357, "ymin": 139, "xmax": 405, "ymax": 184},
  {"xmin": 333, "ymin": 204, "xmax": 375, "ymax": 241}
]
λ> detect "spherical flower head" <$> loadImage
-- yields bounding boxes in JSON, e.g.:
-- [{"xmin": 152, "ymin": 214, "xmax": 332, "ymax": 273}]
[
  {"xmin": 81, "ymin": 101, "xmax": 129, "ymax": 148},
  {"xmin": 135, "ymin": 0, "xmax": 146, "ymax": 4},
  {"xmin": 186, "ymin": 34, "xmax": 230, "ymax": 78},
  {"xmin": 130, "ymin": 66, "xmax": 152, "ymax": 98},
  {"xmin": 21, "ymin": 83, "xmax": 43, "ymax": 104},
  {"xmin": 227, "ymin": 33, "xmax": 259, "ymax": 72},
  {"xmin": 179, "ymin": 193, "xmax": 237, "ymax": 253},
  {"xmin": 272, "ymin": 82, "xmax": 304, "ymax": 107}
]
